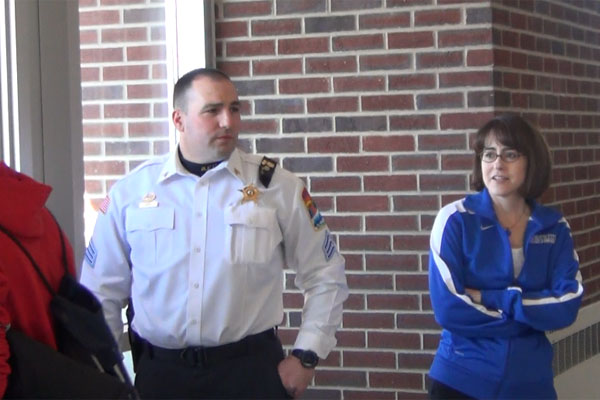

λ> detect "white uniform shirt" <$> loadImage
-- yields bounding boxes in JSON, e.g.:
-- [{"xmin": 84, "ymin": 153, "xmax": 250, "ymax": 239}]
[{"xmin": 80, "ymin": 148, "xmax": 348, "ymax": 358}]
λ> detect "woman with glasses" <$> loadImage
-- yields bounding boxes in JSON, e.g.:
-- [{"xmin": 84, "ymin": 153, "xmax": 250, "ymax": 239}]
[{"xmin": 427, "ymin": 114, "xmax": 583, "ymax": 399}]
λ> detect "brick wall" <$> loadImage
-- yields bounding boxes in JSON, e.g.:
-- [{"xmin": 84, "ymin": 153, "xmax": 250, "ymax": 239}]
[
  {"xmin": 214, "ymin": 0, "xmax": 600, "ymax": 398},
  {"xmin": 490, "ymin": 1, "xmax": 600, "ymax": 306},
  {"xmin": 79, "ymin": 0, "xmax": 170, "ymax": 211},
  {"xmin": 79, "ymin": 0, "xmax": 600, "ymax": 397}
]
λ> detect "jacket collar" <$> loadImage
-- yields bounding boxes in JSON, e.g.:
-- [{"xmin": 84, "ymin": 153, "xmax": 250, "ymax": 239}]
[{"xmin": 463, "ymin": 188, "xmax": 562, "ymax": 230}]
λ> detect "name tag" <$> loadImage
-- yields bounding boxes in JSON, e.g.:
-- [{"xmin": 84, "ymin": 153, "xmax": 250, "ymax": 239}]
[{"xmin": 530, "ymin": 234, "xmax": 556, "ymax": 244}]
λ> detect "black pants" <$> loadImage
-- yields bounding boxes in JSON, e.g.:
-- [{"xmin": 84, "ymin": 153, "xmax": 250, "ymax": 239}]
[
  {"xmin": 429, "ymin": 378, "xmax": 476, "ymax": 400},
  {"xmin": 134, "ymin": 329, "xmax": 290, "ymax": 399}
]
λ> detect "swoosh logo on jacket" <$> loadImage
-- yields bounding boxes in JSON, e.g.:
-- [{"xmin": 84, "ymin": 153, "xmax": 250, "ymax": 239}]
[{"xmin": 480, "ymin": 224, "xmax": 494, "ymax": 231}]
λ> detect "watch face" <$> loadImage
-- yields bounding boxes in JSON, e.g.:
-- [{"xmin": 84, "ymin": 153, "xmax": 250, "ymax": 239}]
[{"xmin": 293, "ymin": 349, "xmax": 318, "ymax": 368}]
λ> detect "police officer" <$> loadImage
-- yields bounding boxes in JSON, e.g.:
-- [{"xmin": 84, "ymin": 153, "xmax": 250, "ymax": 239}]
[{"xmin": 80, "ymin": 68, "xmax": 348, "ymax": 399}]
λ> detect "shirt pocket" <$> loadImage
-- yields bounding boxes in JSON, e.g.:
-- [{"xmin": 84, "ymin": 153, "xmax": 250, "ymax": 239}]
[
  {"xmin": 126, "ymin": 207, "xmax": 175, "ymax": 267},
  {"xmin": 224, "ymin": 205, "xmax": 282, "ymax": 265}
]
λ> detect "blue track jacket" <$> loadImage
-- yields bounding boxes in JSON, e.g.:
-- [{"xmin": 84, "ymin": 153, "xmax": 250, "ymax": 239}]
[{"xmin": 428, "ymin": 189, "xmax": 583, "ymax": 399}]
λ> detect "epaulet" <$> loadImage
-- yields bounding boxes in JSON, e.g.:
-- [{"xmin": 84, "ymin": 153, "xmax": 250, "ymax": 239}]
[{"xmin": 259, "ymin": 156, "xmax": 277, "ymax": 188}]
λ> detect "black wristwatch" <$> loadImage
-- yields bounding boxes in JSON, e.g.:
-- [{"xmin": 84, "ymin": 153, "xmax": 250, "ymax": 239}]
[{"xmin": 291, "ymin": 349, "xmax": 319, "ymax": 368}]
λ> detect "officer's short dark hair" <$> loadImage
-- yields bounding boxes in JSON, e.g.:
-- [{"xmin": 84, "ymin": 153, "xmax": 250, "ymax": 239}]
[
  {"xmin": 471, "ymin": 114, "xmax": 552, "ymax": 200},
  {"xmin": 173, "ymin": 68, "xmax": 232, "ymax": 111}
]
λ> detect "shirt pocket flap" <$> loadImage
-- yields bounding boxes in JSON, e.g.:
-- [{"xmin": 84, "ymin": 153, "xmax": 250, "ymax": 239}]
[
  {"xmin": 224, "ymin": 206, "xmax": 274, "ymax": 229},
  {"xmin": 126, "ymin": 207, "xmax": 175, "ymax": 232}
]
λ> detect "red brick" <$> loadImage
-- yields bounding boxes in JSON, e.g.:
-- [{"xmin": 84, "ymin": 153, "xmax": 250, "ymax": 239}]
[
  {"xmin": 315, "ymin": 370, "xmax": 367, "ymax": 387},
  {"xmin": 367, "ymin": 294, "xmax": 420, "ymax": 310},
  {"xmin": 393, "ymin": 195, "xmax": 439, "ymax": 211},
  {"xmin": 424, "ymin": 333, "xmax": 441, "ymax": 350},
  {"xmin": 389, "ymin": 73, "xmax": 436, "ymax": 90},
  {"xmin": 343, "ymin": 312, "xmax": 395, "ymax": 329},
  {"xmin": 307, "ymin": 97, "xmax": 358, "ymax": 113},
  {"xmin": 390, "ymin": 115, "xmax": 437, "ymax": 130},
  {"xmin": 362, "ymin": 95, "xmax": 414, "ymax": 111},
  {"xmin": 439, "ymin": 71, "xmax": 492, "ymax": 87},
  {"xmin": 337, "ymin": 156, "xmax": 389, "ymax": 172},
  {"xmin": 363, "ymin": 136, "xmax": 414, "ymax": 152},
  {"xmin": 123, "ymin": 8, "xmax": 165, "ymax": 24},
  {"xmin": 392, "ymin": 154, "xmax": 438, "ymax": 171},
  {"xmin": 343, "ymin": 390, "xmax": 397, "ymax": 400},
  {"xmin": 394, "ymin": 235, "xmax": 429, "ymax": 251},
  {"xmin": 415, "ymin": 9, "xmax": 461, "ymax": 25},
  {"xmin": 308, "ymin": 137, "xmax": 360, "ymax": 153},
  {"xmin": 416, "ymin": 51, "xmax": 463, "ymax": 69},
  {"xmin": 344, "ymin": 351, "xmax": 396, "ymax": 368},
  {"xmin": 278, "ymin": 37, "xmax": 329, "ymax": 54},
  {"xmin": 85, "ymin": 160, "xmax": 126, "ymax": 176},
  {"xmin": 83, "ymin": 122, "xmax": 124, "ymax": 137},
  {"xmin": 366, "ymin": 254, "xmax": 419, "ymax": 272},
  {"xmin": 388, "ymin": 0, "xmax": 433, "ymax": 7},
  {"xmin": 150, "ymin": 26, "xmax": 165, "ymax": 41},
  {"xmin": 359, "ymin": 12, "xmax": 410, "ymax": 29},
  {"xmin": 223, "ymin": 0, "xmax": 272, "ymax": 17},
  {"xmin": 311, "ymin": 177, "xmax": 361, "ymax": 193},
  {"xmin": 360, "ymin": 54, "xmax": 411, "ymax": 71},
  {"xmin": 81, "ymin": 67, "xmax": 100, "ymax": 82},
  {"xmin": 368, "ymin": 331, "xmax": 421, "ymax": 350},
  {"xmin": 217, "ymin": 61, "xmax": 250, "ymax": 77},
  {"xmin": 417, "ymin": 93, "xmax": 463, "ymax": 109},
  {"xmin": 80, "ymin": 29, "xmax": 98, "ymax": 45},
  {"xmin": 336, "ymin": 330, "xmax": 366, "ymax": 348},
  {"xmin": 333, "ymin": 34, "xmax": 384, "ymax": 51},
  {"xmin": 127, "ymin": 83, "xmax": 167, "ymax": 99},
  {"xmin": 339, "ymin": 235, "xmax": 391, "ymax": 251},
  {"xmin": 252, "ymin": 58, "xmax": 302, "ymax": 75},
  {"xmin": 84, "ymin": 178, "xmax": 103, "ymax": 194},
  {"xmin": 337, "ymin": 195, "xmax": 389, "ymax": 212},
  {"xmin": 82, "ymin": 104, "xmax": 100, "ymax": 119},
  {"xmin": 128, "ymin": 121, "xmax": 170, "ymax": 137},
  {"xmin": 325, "ymin": 215, "xmax": 362, "ymax": 231},
  {"xmin": 80, "ymin": 48, "xmax": 123, "ymax": 63},
  {"xmin": 397, "ymin": 353, "xmax": 434, "ymax": 369},
  {"xmin": 369, "ymin": 372, "xmax": 423, "ymax": 390},
  {"xmin": 226, "ymin": 40, "xmax": 275, "ymax": 56},
  {"xmin": 276, "ymin": 0, "xmax": 326, "ymax": 15},
  {"xmin": 440, "ymin": 112, "xmax": 494, "ymax": 130},
  {"xmin": 396, "ymin": 313, "xmax": 438, "ymax": 330},
  {"xmin": 420, "ymin": 174, "xmax": 466, "ymax": 191},
  {"xmin": 252, "ymin": 18, "xmax": 301, "ymax": 36},
  {"xmin": 442, "ymin": 154, "xmax": 472, "ymax": 170},
  {"xmin": 126, "ymin": 45, "xmax": 166, "ymax": 61},
  {"xmin": 366, "ymin": 215, "xmax": 418, "ymax": 231},
  {"xmin": 215, "ymin": 21, "xmax": 248, "ymax": 39},
  {"xmin": 331, "ymin": 0, "xmax": 381, "ymax": 11},
  {"xmin": 103, "ymin": 65, "xmax": 149, "ymax": 81},
  {"xmin": 334, "ymin": 76, "xmax": 385, "ymax": 92},
  {"xmin": 346, "ymin": 274, "xmax": 394, "ymax": 290},
  {"xmin": 101, "ymin": 27, "xmax": 147, "ymax": 43},
  {"xmin": 280, "ymin": 77, "xmax": 329, "ymax": 94},
  {"xmin": 394, "ymin": 274, "xmax": 429, "ymax": 291},
  {"xmin": 152, "ymin": 65, "xmax": 167, "ymax": 80},
  {"xmin": 104, "ymin": 103, "xmax": 150, "ymax": 118},
  {"xmin": 389, "ymin": 31, "xmax": 434, "ymax": 49},
  {"xmin": 79, "ymin": 10, "xmax": 120, "ymax": 26},
  {"xmin": 467, "ymin": 49, "xmax": 494, "ymax": 66},
  {"xmin": 240, "ymin": 119, "xmax": 278, "ymax": 134},
  {"xmin": 306, "ymin": 56, "xmax": 357, "ymax": 73}
]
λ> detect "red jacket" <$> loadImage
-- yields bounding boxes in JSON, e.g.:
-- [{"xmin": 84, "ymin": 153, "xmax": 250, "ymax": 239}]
[{"xmin": 0, "ymin": 162, "xmax": 75, "ymax": 396}]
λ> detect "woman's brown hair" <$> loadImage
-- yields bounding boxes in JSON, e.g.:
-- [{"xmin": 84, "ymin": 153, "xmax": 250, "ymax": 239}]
[{"xmin": 471, "ymin": 114, "xmax": 552, "ymax": 200}]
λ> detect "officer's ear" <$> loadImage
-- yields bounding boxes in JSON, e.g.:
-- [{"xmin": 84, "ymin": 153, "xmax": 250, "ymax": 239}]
[{"xmin": 172, "ymin": 109, "xmax": 185, "ymax": 133}]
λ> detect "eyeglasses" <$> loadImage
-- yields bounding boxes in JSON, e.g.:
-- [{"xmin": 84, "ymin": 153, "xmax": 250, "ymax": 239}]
[{"xmin": 480, "ymin": 149, "xmax": 522, "ymax": 163}]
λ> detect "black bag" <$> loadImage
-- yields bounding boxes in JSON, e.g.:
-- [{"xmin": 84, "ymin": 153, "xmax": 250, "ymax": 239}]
[{"xmin": 0, "ymin": 217, "xmax": 138, "ymax": 399}]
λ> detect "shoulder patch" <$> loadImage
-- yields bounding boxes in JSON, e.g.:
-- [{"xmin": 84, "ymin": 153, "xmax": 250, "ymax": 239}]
[
  {"xmin": 302, "ymin": 187, "xmax": 326, "ymax": 231},
  {"xmin": 259, "ymin": 156, "xmax": 277, "ymax": 188}
]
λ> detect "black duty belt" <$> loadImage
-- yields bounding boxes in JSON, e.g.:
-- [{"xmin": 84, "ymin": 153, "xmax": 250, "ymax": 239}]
[{"xmin": 143, "ymin": 328, "xmax": 276, "ymax": 368}]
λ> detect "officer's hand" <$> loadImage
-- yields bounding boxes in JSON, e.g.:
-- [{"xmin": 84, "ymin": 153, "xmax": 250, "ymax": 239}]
[{"xmin": 278, "ymin": 355, "xmax": 315, "ymax": 398}]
